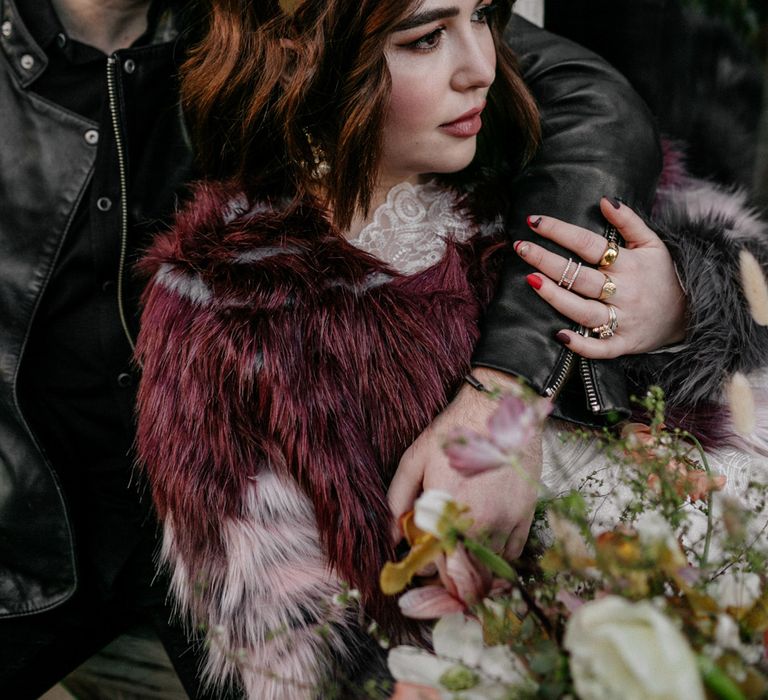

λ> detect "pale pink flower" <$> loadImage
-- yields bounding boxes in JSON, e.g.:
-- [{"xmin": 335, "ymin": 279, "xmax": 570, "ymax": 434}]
[
  {"xmin": 397, "ymin": 586, "xmax": 466, "ymax": 620},
  {"xmin": 556, "ymin": 589, "xmax": 585, "ymax": 614},
  {"xmin": 443, "ymin": 429, "xmax": 508, "ymax": 475},
  {"xmin": 444, "ymin": 392, "xmax": 552, "ymax": 476},
  {"xmin": 442, "ymin": 544, "xmax": 493, "ymax": 607},
  {"xmin": 489, "ymin": 394, "xmax": 551, "ymax": 452},
  {"xmin": 398, "ymin": 544, "xmax": 501, "ymax": 620}
]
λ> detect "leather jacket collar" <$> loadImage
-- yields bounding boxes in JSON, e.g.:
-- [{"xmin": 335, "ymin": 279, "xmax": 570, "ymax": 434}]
[
  {"xmin": 1, "ymin": 0, "xmax": 48, "ymax": 87},
  {"xmin": 1, "ymin": 0, "xmax": 187, "ymax": 89}
]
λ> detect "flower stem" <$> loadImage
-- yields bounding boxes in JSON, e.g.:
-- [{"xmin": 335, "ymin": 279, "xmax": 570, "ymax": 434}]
[
  {"xmin": 697, "ymin": 655, "xmax": 747, "ymax": 700},
  {"xmin": 683, "ymin": 432, "xmax": 714, "ymax": 568}
]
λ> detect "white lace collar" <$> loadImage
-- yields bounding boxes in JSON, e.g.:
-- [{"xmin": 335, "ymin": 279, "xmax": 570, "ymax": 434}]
[{"xmin": 347, "ymin": 180, "xmax": 476, "ymax": 275}]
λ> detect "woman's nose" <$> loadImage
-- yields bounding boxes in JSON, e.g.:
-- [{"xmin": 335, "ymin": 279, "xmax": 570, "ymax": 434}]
[{"xmin": 452, "ymin": 33, "xmax": 496, "ymax": 91}]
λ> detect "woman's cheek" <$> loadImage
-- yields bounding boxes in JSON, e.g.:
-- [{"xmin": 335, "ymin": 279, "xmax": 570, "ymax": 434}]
[{"xmin": 388, "ymin": 64, "xmax": 441, "ymax": 134}]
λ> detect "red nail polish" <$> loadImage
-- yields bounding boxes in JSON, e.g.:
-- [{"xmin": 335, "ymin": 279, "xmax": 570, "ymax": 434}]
[
  {"xmin": 527, "ymin": 216, "xmax": 542, "ymax": 229},
  {"xmin": 514, "ymin": 240, "xmax": 522, "ymax": 252},
  {"xmin": 526, "ymin": 274, "xmax": 543, "ymax": 290},
  {"xmin": 605, "ymin": 196, "xmax": 621, "ymax": 210},
  {"xmin": 555, "ymin": 331, "xmax": 571, "ymax": 345}
]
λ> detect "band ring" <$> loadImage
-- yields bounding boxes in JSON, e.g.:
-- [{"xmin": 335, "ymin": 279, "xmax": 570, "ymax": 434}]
[
  {"xmin": 599, "ymin": 241, "xmax": 619, "ymax": 268},
  {"xmin": 599, "ymin": 274, "xmax": 617, "ymax": 300},
  {"xmin": 566, "ymin": 262, "xmax": 583, "ymax": 291},
  {"xmin": 592, "ymin": 304, "xmax": 619, "ymax": 339},
  {"xmin": 558, "ymin": 258, "xmax": 574, "ymax": 287}
]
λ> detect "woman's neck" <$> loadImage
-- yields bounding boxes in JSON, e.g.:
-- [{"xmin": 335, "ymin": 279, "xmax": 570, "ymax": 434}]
[{"xmin": 345, "ymin": 173, "xmax": 423, "ymax": 238}]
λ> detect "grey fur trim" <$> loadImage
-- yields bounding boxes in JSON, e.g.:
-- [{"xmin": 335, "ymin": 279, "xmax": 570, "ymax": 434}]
[
  {"xmin": 155, "ymin": 263, "xmax": 212, "ymax": 306},
  {"xmin": 623, "ymin": 180, "xmax": 768, "ymax": 407}
]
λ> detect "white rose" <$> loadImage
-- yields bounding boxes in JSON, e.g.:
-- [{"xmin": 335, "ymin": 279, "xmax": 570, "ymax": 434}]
[
  {"xmin": 414, "ymin": 490, "xmax": 454, "ymax": 538},
  {"xmin": 564, "ymin": 596, "xmax": 705, "ymax": 700},
  {"xmin": 709, "ymin": 570, "xmax": 762, "ymax": 610}
]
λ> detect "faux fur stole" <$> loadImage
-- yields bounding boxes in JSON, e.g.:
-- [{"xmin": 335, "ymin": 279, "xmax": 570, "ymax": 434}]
[
  {"xmin": 136, "ymin": 181, "xmax": 502, "ymax": 622},
  {"xmin": 626, "ymin": 140, "xmax": 768, "ymax": 451}
]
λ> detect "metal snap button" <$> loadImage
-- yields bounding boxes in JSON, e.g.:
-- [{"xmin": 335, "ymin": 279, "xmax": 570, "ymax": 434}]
[
  {"xmin": 123, "ymin": 58, "xmax": 136, "ymax": 74},
  {"xmin": 1, "ymin": 21, "xmax": 11, "ymax": 38},
  {"xmin": 96, "ymin": 196, "xmax": 112, "ymax": 212},
  {"xmin": 84, "ymin": 129, "xmax": 99, "ymax": 145},
  {"xmin": 116, "ymin": 372, "xmax": 134, "ymax": 388},
  {"xmin": 56, "ymin": 32, "xmax": 67, "ymax": 48},
  {"xmin": 101, "ymin": 280, "xmax": 115, "ymax": 293},
  {"xmin": 20, "ymin": 54, "xmax": 35, "ymax": 70}
]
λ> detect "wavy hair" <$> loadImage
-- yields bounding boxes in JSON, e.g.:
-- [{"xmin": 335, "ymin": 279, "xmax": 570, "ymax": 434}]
[{"xmin": 182, "ymin": 0, "xmax": 540, "ymax": 229}]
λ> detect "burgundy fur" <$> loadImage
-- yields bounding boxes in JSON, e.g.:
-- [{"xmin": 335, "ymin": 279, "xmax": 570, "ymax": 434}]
[{"xmin": 135, "ymin": 182, "xmax": 501, "ymax": 625}]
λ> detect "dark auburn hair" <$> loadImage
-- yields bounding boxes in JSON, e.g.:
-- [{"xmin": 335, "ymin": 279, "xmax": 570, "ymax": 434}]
[{"xmin": 183, "ymin": 0, "xmax": 540, "ymax": 229}]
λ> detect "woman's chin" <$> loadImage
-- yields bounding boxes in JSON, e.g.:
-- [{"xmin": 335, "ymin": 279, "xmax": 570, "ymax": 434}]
[{"xmin": 428, "ymin": 143, "xmax": 479, "ymax": 175}]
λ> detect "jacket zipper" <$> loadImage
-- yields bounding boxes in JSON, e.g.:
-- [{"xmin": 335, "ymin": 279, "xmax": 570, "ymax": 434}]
[
  {"xmin": 544, "ymin": 347, "xmax": 575, "ymax": 400},
  {"xmin": 544, "ymin": 223, "xmax": 620, "ymax": 411},
  {"xmin": 107, "ymin": 56, "xmax": 135, "ymax": 352},
  {"xmin": 580, "ymin": 356, "xmax": 601, "ymax": 413}
]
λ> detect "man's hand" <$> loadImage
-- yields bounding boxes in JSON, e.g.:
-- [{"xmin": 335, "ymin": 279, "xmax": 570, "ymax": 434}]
[{"xmin": 387, "ymin": 368, "xmax": 543, "ymax": 560}]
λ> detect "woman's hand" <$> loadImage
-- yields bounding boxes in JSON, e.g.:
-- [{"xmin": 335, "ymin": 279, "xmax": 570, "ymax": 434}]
[
  {"xmin": 517, "ymin": 197, "xmax": 687, "ymax": 358},
  {"xmin": 387, "ymin": 368, "xmax": 543, "ymax": 561}
]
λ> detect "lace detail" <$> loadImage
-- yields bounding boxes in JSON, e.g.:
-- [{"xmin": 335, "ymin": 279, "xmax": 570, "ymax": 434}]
[{"xmin": 348, "ymin": 180, "xmax": 476, "ymax": 275}]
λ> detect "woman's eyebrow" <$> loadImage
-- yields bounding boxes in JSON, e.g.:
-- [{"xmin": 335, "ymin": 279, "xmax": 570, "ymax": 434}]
[{"xmin": 393, "ymin": 7, "xmax": 460, "ymax": 32}]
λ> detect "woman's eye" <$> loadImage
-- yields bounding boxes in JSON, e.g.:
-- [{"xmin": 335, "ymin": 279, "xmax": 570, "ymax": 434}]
[
  {"xmin": 472, "ymin": 3, "xmax": 498, "ymax": 23},
  {"xmin": 406, "ymin": 27, "xmax": 445, "ymax": 52}
]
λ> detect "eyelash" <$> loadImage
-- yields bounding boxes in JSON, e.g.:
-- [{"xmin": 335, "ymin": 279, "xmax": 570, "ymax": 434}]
[{"xmin": 403, "ymin": 2, "xmax": 497, "ymax": 53}]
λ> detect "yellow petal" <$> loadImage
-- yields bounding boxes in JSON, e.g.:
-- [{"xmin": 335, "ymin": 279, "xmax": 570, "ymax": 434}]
[
  {"xmin": 380, "ymin": 535, "xmax": 444, "ymax": 596},
  {"xmin": 740, "ymin": 249, "xmax": 768, "ymax": 326},
  {"xmin": 401, "ymin": 510, "xmax": 428, "ymax": 547}
]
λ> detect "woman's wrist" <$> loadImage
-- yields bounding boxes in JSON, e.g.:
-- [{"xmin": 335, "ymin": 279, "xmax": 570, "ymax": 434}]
[{"xmin": 468, "ymin": 366, "xmax": 521, "ymax": 392}]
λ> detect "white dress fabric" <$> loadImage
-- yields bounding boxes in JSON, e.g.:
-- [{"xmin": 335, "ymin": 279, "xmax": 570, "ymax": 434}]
[
  {"xmin": 350, "ymin": 180, "xmax": 768, "ymax": 529},
  {"xmin": 348, "ymin": 180, "xmax": 475, "ymax": 275}
]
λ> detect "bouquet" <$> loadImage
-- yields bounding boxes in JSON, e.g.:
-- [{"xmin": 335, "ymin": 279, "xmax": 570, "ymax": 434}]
[{"xmin": 381, "ymin": 385, "xmax": 768, "ymax": 700}]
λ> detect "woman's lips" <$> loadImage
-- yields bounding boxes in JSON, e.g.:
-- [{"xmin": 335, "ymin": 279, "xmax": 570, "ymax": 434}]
[{"xmin": 439, "ymin": 105, "xmax": 485, "ymax": 137}]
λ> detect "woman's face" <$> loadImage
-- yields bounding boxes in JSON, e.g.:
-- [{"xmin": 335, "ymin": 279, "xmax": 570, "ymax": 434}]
[{"xmin": 381, "ymin": 0, "xmax": 497, "ymax": 186}]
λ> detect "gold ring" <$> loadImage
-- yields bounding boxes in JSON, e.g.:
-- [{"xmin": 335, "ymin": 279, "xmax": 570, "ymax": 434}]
[
  {"xmin": 599, "ymin": 240, "xmax": 619, "ymax": 268},
  {"xmin": 592, "ymin": 305, "xmax": 619, "ymax": 339},
  {"xmin": 599, "ymin": 274, "xmax": 617, "ymax": 300}
]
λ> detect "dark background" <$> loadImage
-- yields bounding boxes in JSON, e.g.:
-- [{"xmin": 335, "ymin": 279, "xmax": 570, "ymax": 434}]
[{"xmin": 544, "ymin": 0, "xmax": 768, "ymax": 204}]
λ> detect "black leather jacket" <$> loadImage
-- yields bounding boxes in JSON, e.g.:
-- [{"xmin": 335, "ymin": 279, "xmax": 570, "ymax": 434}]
[
  {"xmin": 0, "ymin": 2, "xmax": 659, "ymax": 617},
  {"xmin": 474, "ymin": 16, "xmax": 662, "ymax": 425}
]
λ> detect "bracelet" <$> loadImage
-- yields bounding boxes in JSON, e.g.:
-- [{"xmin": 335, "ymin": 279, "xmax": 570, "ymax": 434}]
[{"xmin": 464, "ymin": 373, "xmax": 490, "ymax": 393}]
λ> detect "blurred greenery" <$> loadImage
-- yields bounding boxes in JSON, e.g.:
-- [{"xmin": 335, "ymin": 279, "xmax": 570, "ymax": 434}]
[{"xmin": 684, "ymin": 0, "xmax": 767, "ymax": 56}]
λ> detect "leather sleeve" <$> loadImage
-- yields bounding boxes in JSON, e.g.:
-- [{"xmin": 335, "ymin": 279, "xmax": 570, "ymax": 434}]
[{"xmin": 471, "ymin": 15, "xmax": 663, "ymax": 422}]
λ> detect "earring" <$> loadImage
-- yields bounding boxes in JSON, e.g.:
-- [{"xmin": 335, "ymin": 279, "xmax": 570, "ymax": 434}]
[
  {"xmin": 303, "ymin": 129, "xmax": 330, "ymax": 179},
  {"xmin": 279, "ymin": 0, "xmax": 301, "ymax": 17}
]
